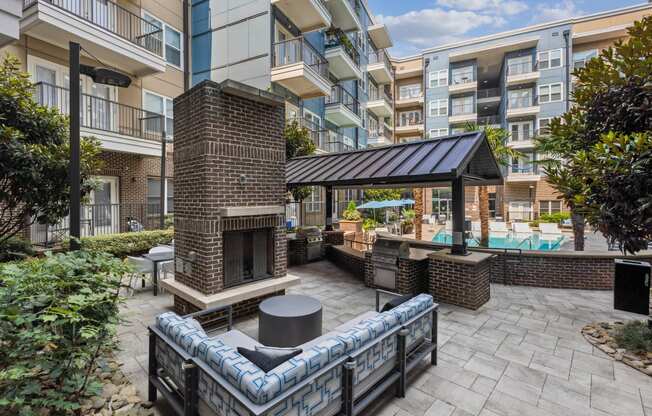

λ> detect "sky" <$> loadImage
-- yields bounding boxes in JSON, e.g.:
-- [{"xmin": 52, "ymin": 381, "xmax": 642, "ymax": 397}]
[{"xmin": 367, "ymin": 0, "xmax": 644, "ymax": 57}]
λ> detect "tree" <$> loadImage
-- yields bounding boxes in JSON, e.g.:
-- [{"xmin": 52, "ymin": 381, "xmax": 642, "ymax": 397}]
[
  {"xmin": 464, "ymin": 123, "xmax": 521, "ymax": 246},
  {"xmin": 536, "ymin": 16, "xmax": 652, "ymax": 252},
  {"xmin": 285, "ymin": 120, "xmax": 316, "ymax": 203},
  {"xmin": 363, "ymin": 188, "xmax": 403, "ymax": 201},
  {"xmin": 0, "ymin": 55, "xmax": 102, "ymax": 245}
]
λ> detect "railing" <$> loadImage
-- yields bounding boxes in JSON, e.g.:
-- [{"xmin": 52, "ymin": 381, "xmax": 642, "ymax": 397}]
[
  {"xmin": 451, "ymin": 102, "xmax": 475, "ymax": 116},
  {"xmin": 327, "ymin": 130, "xmax": 356, "ymax": 153},
  {"xmin": 273, "ymin": 36, "xmax": 329, "ymax": 79},
  {"xmin": 30, "ymin": 203, "xmax": 166, "ymax": 246},
  {"xmin": 325, "ymin": 30, "xmax": 360, "ymax": 68},
  {"xmin": 507, "ymin": 61, "xmax": 538, "ymax": 76},
  {"xmin": 509, "ymin": 163, "xmax": 539, "ymax": 175},
  {"xmin": 368, "ymin": 123, "xmax": 392, "ymax": 139},
  {"xmin": 508, "ymin": 95, "xmax": 538, "ymax": 109},
  {"xmin": 398, "ymin": 117, "xmax": 423, "ymax": 128},
  {"xmin": 398, "ymin": 89, "xmax": 423, "ymax": 101},
  {"xmin": 326, "ymin": 85, "xmax": 361, "ymax": 117},
  {"xmin": 23, "ymin": 0, "xmax": 163, "ymax": 56},
  {"xmin": 450, "ymin": 70, "xmax": 475, "ymax": 85},
  {"xmin": 368, "ymin": 87, "xmax": 393, "ymax": 104},
  {"xmin": 477, "ymin": 88, "xmax": 501, "ymax": 99},
  {"xmin": 477, "ymin": 115, "xmax": 501, "ymax": 125},
  {"xmin": 34, "ymin": 82, "xmax": 164, "ymax": 142},
  {"xmin": 368, "ymin": 49, "xmax": 392, "ymax": 73},
  {"xmin": 287, "ymin": 117, "xmax": 329, "ymax": 152}
]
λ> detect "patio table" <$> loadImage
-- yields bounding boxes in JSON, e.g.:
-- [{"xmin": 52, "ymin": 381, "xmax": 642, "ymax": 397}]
[
  {"xmin": 258, "ymin": 295, "xmax": 322, "ymax": 347},
  {"xmin": 143, "ymin": 250, "xmax": 174, "ymax": 296}
]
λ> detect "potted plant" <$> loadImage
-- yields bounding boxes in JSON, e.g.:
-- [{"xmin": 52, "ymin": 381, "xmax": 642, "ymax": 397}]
[
  {"xmin": 401, "ymin": 208, "xmax": 415, "ymax": 234},
  {"xmin": 339, "ymin": 201, "xmax": 363, "ymax": 233}
]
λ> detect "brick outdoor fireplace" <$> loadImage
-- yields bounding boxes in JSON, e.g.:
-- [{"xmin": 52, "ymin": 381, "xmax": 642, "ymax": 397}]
[{"xmin": 161, "ymin": 79, "xmax": 300, "ymax": 318}]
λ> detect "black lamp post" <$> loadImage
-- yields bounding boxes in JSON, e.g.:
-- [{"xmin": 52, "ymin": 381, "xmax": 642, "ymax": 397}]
[{"xmin": 68, "ymin": 41, "xmax": 131, "ymax": 250}]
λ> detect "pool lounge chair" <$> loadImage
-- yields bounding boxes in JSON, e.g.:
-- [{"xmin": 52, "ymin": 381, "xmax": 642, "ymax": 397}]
[
  {"xmin": 512, "ymin": 222, "xmax": 532, "ymax": 234},
  {"xmin": 489, "ymin": 221, "xmax": 509, "ymax": 233},
  {"xmin": 539, "ymin": 223, "xmax": 562, "ymax": 235},
  {"xmin": 539, "ymin": 223, "xmax": 564, "ymax": 249}
]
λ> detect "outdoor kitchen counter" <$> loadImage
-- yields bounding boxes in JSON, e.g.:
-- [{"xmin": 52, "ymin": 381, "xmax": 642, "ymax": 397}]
[{"xmin": 409, "ymin": 247, "xmax": 437, "ymax": 261}]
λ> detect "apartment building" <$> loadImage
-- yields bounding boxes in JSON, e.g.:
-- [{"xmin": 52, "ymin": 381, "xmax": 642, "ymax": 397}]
[
  {"xmin": 189, "ymin": 0, "xmax": 394, "ymax": 222},
  {"xmin": 0, "ymin": 0, "xmax": 188, "ymax": 244},
  {"xmin": 391, "ymin": 3, "xmax": 652, "ymax": 223}
]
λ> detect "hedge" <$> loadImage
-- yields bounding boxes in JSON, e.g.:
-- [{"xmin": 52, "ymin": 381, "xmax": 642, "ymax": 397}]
[{"xmin": 64, "ymin": 229, "xmax": 174, "ymax": 258}]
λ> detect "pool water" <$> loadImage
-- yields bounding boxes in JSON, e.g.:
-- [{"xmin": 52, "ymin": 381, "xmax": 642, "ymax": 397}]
[{"xmin": 432, "ymin": 231, "xmax": 565, "ymax": 251}]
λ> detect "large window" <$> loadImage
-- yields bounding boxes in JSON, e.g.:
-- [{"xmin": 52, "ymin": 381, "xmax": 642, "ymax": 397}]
[
  {"xmin": 451, "ymin": 95, "xmax": 474, "ymax": 115},
  {"xmin": 399, "ymin": 110, "xmax": 422, "ymax": 127},
  {"xmin": 538, "ymin": 83, "xmax": 562, "ymax": 103},
  {"xmin": 399, "ymin": 83, "xmax": 421, "ymax": 100},
  {"xmin": 143, "ymin": 12, "xmax": 183, "ymax": 68},
  {"xmin": 508, "ymin": 89, "xmax": 532, "ymax": 108},
  {"xmin": 451, "ymin": 66, "xmax": 474, "ymax": 84},
  {"xmin": 147, "ymin": 178, "xmax": 174, "ymax": 214},
  {"xmin": 305, "ymin": 187, "xmax": 322, "ymax": 213},
  {"xmin": 429, "ymin": 70, "xmax": 448, "ymax": 88},
  {"xmin": 429, "ymin": 128, "xmax": 448, "ymax": 138},
  {"xmin": 144, "ymin": 90, "xmax": 174, "ymax": 137},
  {"xmin": 573, "ymin": 49, "xmax": 598, "ymax": 70},
  {"xmin": 539, "ymin": 200, "xmax": 561, "ymax": 216},
  {"xmin": 507, "ymin": 55, "xmax": 533, "ymax": 75},
  {"xmin": 509, "ymin": 121, "xmax": 533, "ymax": 142},
  {"xmin": 431, "ymin": 188, "xmax": 452, "ymax": 220},
  {"xmin": 538, "ymin": 118, "xmax": 551, "ymax": 135},
  {"xmin": 538, "ymin": 49, "xmax": 562, "ymax": 70},
  {"xmin": 429, "ymin": 99, "xmax": 448, "ymax": 117}
]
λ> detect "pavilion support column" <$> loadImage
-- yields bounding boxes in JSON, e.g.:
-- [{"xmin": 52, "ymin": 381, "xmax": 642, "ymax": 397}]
[
  {"xmin": 325, "ymin": 186, "xmax": 333, "ymax": 231},
  {"xmin": 451, "ymin": 176, "xmax": 467, "ymax": 255}
]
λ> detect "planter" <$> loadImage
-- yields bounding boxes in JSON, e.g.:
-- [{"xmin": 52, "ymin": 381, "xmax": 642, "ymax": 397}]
[{"xmin": 339, "ymin": 220, "xmax": 363, "ymax": 233}]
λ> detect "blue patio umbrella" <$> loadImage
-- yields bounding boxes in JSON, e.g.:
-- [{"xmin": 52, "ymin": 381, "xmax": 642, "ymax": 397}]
[{"xmin": 356, "ymin": 201, "xmax": 383, "ymax": 209}]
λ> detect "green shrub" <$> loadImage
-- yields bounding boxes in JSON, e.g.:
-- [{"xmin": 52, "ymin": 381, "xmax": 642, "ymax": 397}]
[
  {"xmin": 614, "ymin": 321, "xmax": 652, "ymax": 353},
  {"xmin": 342, "ymin": 201, "xmax": 362, "ymax": 221},
  {"xmin": 64, "ymin": 229, "xmax": 174, "ymax": 258},
  {"xmin": 531, "ymin": 212, "xmax": 571, "ymax": 227},
  {"xmin": 363, "ymin": 218, "xmax": 377, "ymax": 231},
  {"xmin": 164, "ymin": 214, "xmax": 174, "ymax": 229},
  {"xmin": 0, "ymin": 237, "xmax": 35, "ymax": 262},
  {"xmin": 0, "ymin": 251, "xmax": 131, "ymax": 414}
]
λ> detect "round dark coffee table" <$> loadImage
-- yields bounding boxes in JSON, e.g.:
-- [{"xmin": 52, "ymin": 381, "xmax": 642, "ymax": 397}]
[{"xmin": 259, "ymin": 295, "xmax": 322, "ymax": 347}]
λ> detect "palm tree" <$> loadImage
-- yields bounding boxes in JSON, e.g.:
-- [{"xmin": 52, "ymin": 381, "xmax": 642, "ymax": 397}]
[
  {"xmin": 413, "ymin": 188, "xmax": 423, "ymax": 240},
  {"xmin": 464, "ymin": 123, "xmax": 521, "ymax": 246}
]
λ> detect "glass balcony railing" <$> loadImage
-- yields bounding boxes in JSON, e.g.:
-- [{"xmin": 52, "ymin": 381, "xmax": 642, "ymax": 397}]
[
  {"xmin": 273, "ymin": 36, "xmax": 329, "ymax": 79},
  {"xmin": 510, "ymin": 164, "xmax": 539, "ymax": 175},
  {"xmin": 34, "ymin": 82, "xmax": 165, "ymax": 142},
  {"xmin": 23, "ymin": 0, "xmax": 163, "ymax": 56},
  {"xmin": 451, "ymin": 103, "xmax": 475, "ymax": 116},
  {"xmin": 507, "ymin": 61, "xmax": 538, "ymax": 76},
  {"xmin": 326, "ymin": 85, "xmax": 361, "ymax": 117}
]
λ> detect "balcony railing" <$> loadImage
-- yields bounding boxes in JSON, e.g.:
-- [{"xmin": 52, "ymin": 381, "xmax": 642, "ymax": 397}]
[
  {"xmin": 325, "ymin": 30, "xmax": 360, "ymax": 67},
  {"xmin": 477, "ymin": 115, "xmax": 501, "ymax": 125},
  {"xmin": 23, "ymin": 0, "xmax": 163, "ymax": 56},
  {"xmin": 326, "ymin": 85, "xmax": 360, "ymax": 117},
  {"xmin": 368, "ymin": 124, "xmax": 392, "ymax": 139},
  {"xmin": 509, "ymin": 164, "xmax": 539, "ymax": 175},
  {"xmin": 368, "ymin": 49, "xmax": 392, "ymax": 71},
  {"xmin": 508, "ymin": 95, "xmax": 538, "ymax": 109},
  {"xmin": 477, "ymin": 88, "xmax": 501, "ymax": 100},
  {"xmin": 30, "ymin": 203, "xmax": 166, "ymax": 246},
  {"xmin": 273, "ymin": 36, "xmax": 329, "ymax": 79},
  {"xmin": 34, "ymin": 82, "xmax": 164, "ymax": 142},
  {"xmin": 368, "ymin": 88, "xmax": 393, "ymax": 104},
  {"xmin": 398, "ymin": 116, "xmax": 422, "ymax": 128},
  {"xmin": 287, "ymin": 117, "xmax": 329, "ymax": 152},
  {"xmin": 450, "ymin": 70, "xmax": 475, "ymax": 85},
  {"xmin": 398, "ymin": 89, "xmax": 422, "ymax": 100},
  {"xmin": 507, "ymin": 61, "xmax": 538, "ymax": 76},
  {"xmin": 451, "ymin": 103, "xmax": 475, "ymax": 116}
]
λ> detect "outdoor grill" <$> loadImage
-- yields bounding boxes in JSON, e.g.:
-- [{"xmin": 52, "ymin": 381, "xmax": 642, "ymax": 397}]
[
  {"xmin": 371, "ymin": 236, "xmax": 410, "ymax": 290},
  {"xmin": 298, "ymin": 226, "xmax": 324, "ymax": 261}
]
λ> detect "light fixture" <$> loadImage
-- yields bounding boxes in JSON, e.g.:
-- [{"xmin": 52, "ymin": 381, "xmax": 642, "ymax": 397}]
[{"xmin": 80, "ymin": 64, "xmax": 132, "ymax": 88}]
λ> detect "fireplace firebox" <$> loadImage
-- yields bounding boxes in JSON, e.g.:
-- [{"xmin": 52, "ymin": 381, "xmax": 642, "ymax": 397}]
[{"xmin": 223, "ymin": 228, "xmax": 273, "ymax": 288}]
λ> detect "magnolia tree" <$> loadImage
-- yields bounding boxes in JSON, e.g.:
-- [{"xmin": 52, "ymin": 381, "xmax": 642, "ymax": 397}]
[
  {"xmin": 285, "ymin": 120, "xmax": 316, "ymax": 203},
  {"xmin": 537, "ymin": 16, "xmax": 652, "ymax": 253},
  {"xmin": 0, "ymin": 56, "xmax": 102, "ymax": 245}
]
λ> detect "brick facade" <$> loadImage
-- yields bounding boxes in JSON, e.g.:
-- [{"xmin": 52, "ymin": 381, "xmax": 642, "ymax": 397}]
[
  {"xmin": 172, "ymin": 80, "xmax": 287, "ymax": 305},
  {"xmin": 287, "ymin": 237, "xmax": 308, "ymax": 266},
  {"xmin": 428, "ymin": 252, "xmax": 492, "ymax": 310},
  {"xmin": 325, "ymin": 245, "xmax": 366, "ymax": 280},
  {"xmin": 363, "ymin": 251, "xmax": 429, "ymax": 295}
]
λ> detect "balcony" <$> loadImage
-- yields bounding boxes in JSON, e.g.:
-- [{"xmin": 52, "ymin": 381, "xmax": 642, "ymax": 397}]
[
  {"xmin": 506, "ymin": 165, "xmax": 541, "ymax": 182},
  {"xmin": 395, "ymin": 90, "xmax": 423, "ymax": 109},
  {"xmin": 477, "ymin": 114, "xmax": 501, "ymax": 128},
  {"xmin": 448, "ymin": 78, "xmax": 477, "ymax": 94},
  {"xmin": 325, "ymin": 0, "xmax": 361, "ymax": 32},
  {"xmin": 448, "ymin": 104, "xmax": 476, "ymax": 124},
  {"xmin": 324, "ymin": 31, "xmax": 362, "ymax": 80},
  {"xmin": 367, "ymin": 23, "xmax": 392, "ymax": 49},
  {"xmin": 325, "ymin": 85, "xmax": 362, "ymax": 127},
  {"xmin": 271, "ymin": 36, "xmax": 331, "ymax": 99},
  {"xmin": 366, "ymin": 89, "xmax": 393, "ymax": 118},
  {"xmin": 34, "ymin": 82, "xmax": 163, "ymax": 156},
  {"xmin": 21, "ymin": 0, "xmax": 165, "ymax": 76},
  {"xmin": 506, "ymin": 62, "xmax": 539, "ymax": 86},
  {"xmin": 326, "ymin": 129, "xmax": 356, "ymax": 152},
  {"xmin": 367, "ymin": 124, "xmax": 393, "ymax": 147},
  {"xmin": 271, "ymin": 0, "xmax": 331, "ymax": 32},
  {"xmin": 506, "ymin": 96, "xmax": 539, "ymax": 118},
  {"xmin": 0, "ymin": 0, "xmax": 21, "ymax": 47},
  {"xmin": 395, "ymin": 118, "xmax": 424, "ymax": 136},
  {"xmin": 367, "ymin": 50, "xmax": 393, "ymax": 84},
  {"xmin": 477, "ymin": 88, "xmax": 501, "ymax": 104}
]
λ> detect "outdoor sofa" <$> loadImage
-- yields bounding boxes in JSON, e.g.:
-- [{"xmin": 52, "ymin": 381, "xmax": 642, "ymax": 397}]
[{"xmin": 148, "ymin": 292, "xmax": 438, "ymax": 416}]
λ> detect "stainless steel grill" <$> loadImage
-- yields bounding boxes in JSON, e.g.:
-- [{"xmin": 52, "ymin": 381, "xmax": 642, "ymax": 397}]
[
  {"xmin": 371, "ymin": 237, "xmax": 410, "ymax": 290},
  {"xmin": 298, "ymin": 227, "xmax": 323, "ymax": 261}
]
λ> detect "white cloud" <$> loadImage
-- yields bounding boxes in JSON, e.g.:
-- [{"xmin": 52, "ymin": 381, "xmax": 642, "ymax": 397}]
[
  {"xmin": 532, "ymin": 0, "xmax": 583, "ymax": 23},
  {"xmin": 378, "ymin": 8, "xmax": 502, "ymax": 56},
  {"xmin": 437, "ymin": 0, "xmax": 528, "ymax": 16}
]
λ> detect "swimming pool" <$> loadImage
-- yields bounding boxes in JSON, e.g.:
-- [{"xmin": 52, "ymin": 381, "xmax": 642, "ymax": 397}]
[{"xmin": 432, "ymin": 231, "xmax": 566, "ymax": 251}]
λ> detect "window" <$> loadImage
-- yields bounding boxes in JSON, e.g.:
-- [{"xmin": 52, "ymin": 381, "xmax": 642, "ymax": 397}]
[
  {"xmin": 538, "ymin": 49, "xmax": 562, "ymax": 70},
  {"xmin": 147, "ymin": 178, "xmax": 174, "ymax": 214},
  {"xmin": 451, "ymin": 127, "xmax": 466, "ymax": 134},
  {"xmin": 399, "ymin": 110, "xmax": 422, "ymax": 127},
  {"xmin": 451, "ymin": 95, "xmax": 474, "ymax": 115},
  {"xmin": 507, "ymin": 55, "xmax": 533, "ymax": 75},
  {"xmin": 538, "ymin": 83, "xmax": 562, "ymax": 103},
  {"xmin": 488, "ymin": 192, "xmax": 496, "ymax": 218},
  {"xmin": 573, "ymin": 49, "xmax": 598, "ymax": 70},
  {"xmin": 509, "ymin": 201, "xmax": 532, "ymax": 221},
  {"xmin": 508, "ymin": 88, "xmax": 532, "ymax": 108},
  {"xmin": 431, "ymin": 188, "xmax": 452, "ymax": 220},
  {"xmin": 538, "ymin": 118, "xmax": 551, "ymax": 135},
  {"xmin": 429, "ymin": 128, "xmax": 448, "ymax": 138},
  {"xmin": 429, "ymin": 70, "xmax": 447, "ymax": 88},
  {"xmin": 399, "ymin": 84, "xmax": 421, "ymax": 100},
  {"xmin": 509, "ymin": 121, "xmax": 533, "ymax": 142},
  {"xmin": 451, "ymin": 66, "xmax": 474, "ymax": 84},
  {"xmin": 144, "ymin": 90, "xmax": 174, "ymax": 137},
  {"xmin": 305, "ymin": 187, "xmax": 322, "ymax": 213},
  {"xmin": 143, "ymin": 12, "xmax": 183, "ymax": 68},
  {"xmin": 429, "ymin": 99, "xmax": 447, "ymax": 117},
  {"xmin": 539, "ymin": 200, "xmax": 561, "ymax": 215}
]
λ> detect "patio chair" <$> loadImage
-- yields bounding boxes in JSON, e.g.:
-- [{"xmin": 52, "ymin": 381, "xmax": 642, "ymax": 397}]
[
  {"xmin": 512, "ymin": 222, "xmax": 532, "ymax": 234},
  {"xmin": 539, "ymin": 223, "xmax": 561, "ymax": 235},
  {"xmin": 125, "ymin": 256, "xmax": 154, "ymax": 294}
]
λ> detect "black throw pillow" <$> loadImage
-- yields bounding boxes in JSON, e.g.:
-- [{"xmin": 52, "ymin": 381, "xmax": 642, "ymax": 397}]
[
  {"xmin": 237, "ymin": 346, "xmax": 302, "ymax": 373},
  {"xmin": 381, "ymin": 294, "xmax": 415, "ymax": 312}
]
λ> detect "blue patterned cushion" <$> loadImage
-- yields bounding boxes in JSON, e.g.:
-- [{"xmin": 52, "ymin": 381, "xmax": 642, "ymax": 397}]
[
  {"xmin": 390, "ymin": 294, "xmax": 433, "ymax": 324},
  {"xmin": 156, "ymin": 312, "xmax": 208, "ymax": 356},
  {"xmin": 335, "ymin": 312, "xmax": 398, "ymax": 353}
]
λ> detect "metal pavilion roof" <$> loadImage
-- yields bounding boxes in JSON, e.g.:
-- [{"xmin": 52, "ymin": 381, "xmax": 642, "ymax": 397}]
[{"xmin": 286, "ymin": 131, "xmax": 504, "ymax": 188}]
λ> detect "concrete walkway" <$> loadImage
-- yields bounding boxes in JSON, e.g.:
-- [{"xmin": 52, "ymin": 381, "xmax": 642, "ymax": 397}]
[{"xmin": 117, "ymin": 260, "xmax": 652, "ymax": 416}]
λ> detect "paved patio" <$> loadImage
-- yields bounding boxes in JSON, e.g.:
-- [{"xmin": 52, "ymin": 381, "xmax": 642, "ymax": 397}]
[{"xmin": 117, "ymin": 260, "xmax": 652, "ymax": 416}]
